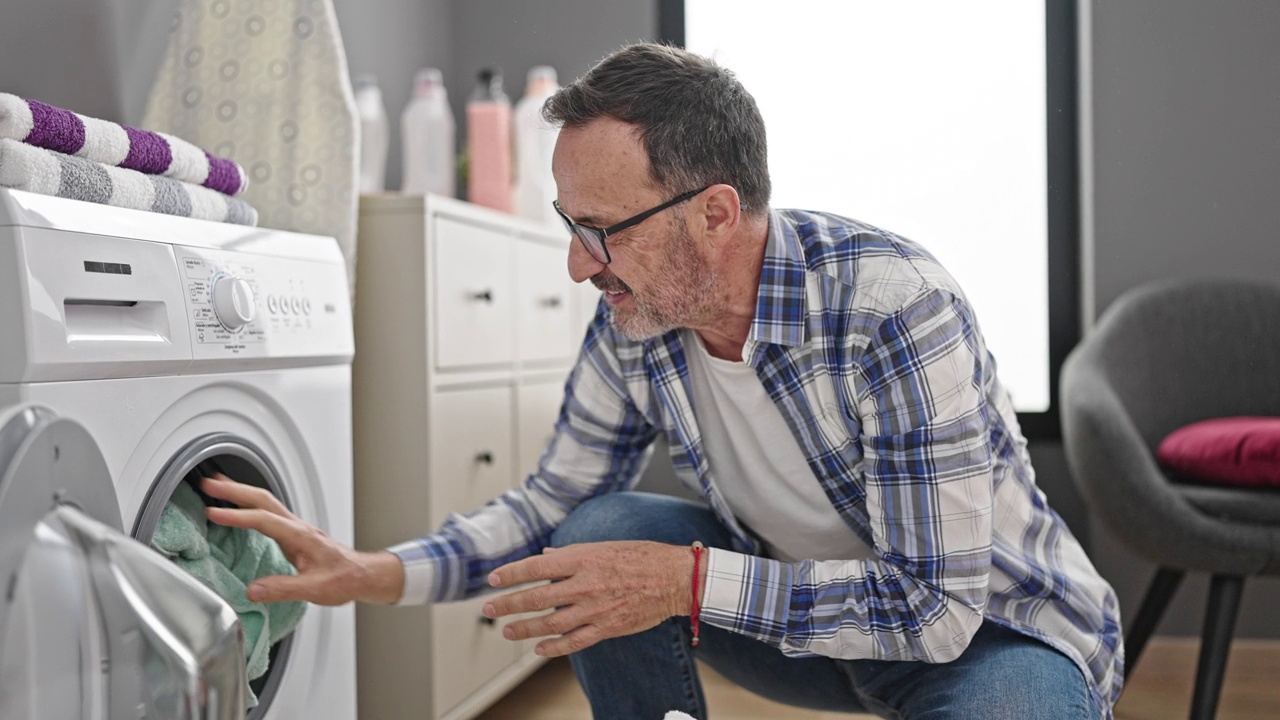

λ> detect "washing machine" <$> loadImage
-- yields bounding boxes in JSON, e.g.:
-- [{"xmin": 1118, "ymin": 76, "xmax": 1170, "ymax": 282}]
[{"xmin": 0, "ymin": 188, "xmax": 356, "ymax": 719}]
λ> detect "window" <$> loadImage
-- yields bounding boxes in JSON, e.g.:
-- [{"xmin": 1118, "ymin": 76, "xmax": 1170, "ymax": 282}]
[{"xmin": 662, "ymin": 0, "xmax": 1078, "ymax": 437}]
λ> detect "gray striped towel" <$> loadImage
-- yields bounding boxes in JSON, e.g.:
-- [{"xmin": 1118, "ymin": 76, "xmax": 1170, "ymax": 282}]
[{"xmin": 0, "ymin": 138, "xmax": 257, "ymax": 226}]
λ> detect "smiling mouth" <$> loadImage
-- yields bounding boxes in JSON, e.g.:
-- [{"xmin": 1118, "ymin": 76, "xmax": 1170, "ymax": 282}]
[
  {"xmin": 592, "ymin": 274, "xmax": 631, "ymax": 295},
  {"xmin": 602, "ymin": 289, "xmax": 630, "ymax": 306}
]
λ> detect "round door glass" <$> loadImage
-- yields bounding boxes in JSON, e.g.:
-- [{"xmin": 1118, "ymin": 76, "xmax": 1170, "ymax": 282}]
[{"xmin": 133, "ymin": 433, "xmax": 300, "ymax": 719}]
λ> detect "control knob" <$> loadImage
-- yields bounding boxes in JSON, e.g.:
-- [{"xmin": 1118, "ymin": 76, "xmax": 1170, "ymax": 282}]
[{"xmin": 211, "ymin": 274, "xmax": 256, "ymax": 331}]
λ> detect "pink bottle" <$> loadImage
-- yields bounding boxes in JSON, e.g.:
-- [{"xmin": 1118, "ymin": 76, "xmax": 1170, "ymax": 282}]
[{"xmin": 467, "ymin": 67, "xmax": 513, "ymax": 212}]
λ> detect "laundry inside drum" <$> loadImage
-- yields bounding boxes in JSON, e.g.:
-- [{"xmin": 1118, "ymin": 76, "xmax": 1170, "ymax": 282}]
[{"xmin": 134, "ymin": 448, "xmax": 303, "ymax": 717}]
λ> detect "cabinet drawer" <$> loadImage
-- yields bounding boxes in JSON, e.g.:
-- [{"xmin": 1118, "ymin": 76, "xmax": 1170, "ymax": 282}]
[
  {"xmin": 516, "ymin": 380, "xmax": 565, "ymax": 479},
  {"xmin": 434, "ymin": 217, "xmax": 514, "ymax": 369},
  {"xmin": 516, "ymin": 241, "xmax": 576, "ymax": 363},
  {"xmin": 428, "ymin": 386, "xmax": 514, "ymax": 526},
  {"xmin": 514, "ymin": 379, "xmax": 568, "ymax": 656},
  {"xmin": 431, "ymin": 595, "xmax": 518, "ymax": 718}
]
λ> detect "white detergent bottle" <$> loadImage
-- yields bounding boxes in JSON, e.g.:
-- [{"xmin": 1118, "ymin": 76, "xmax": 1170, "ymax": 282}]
[
  {"xmin": 514, "ymin": 65, "xmax": 561, "ymax": 225},
  {"xmin": 466, "ymin": 67, "xmax": 513, "ymax": 212},
  {"xmin": 401, "ymin": 68, "xmax": 456, "ymax": 197},
  {"xmin": 354, "ymin": 74, "xmax": 389, "ymax": 194}
]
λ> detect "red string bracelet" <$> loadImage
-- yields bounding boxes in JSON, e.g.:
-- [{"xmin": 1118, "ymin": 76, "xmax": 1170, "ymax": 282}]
[{"xmin": 690, "ymin": 541, "xmax": 705, "ymax": 647}]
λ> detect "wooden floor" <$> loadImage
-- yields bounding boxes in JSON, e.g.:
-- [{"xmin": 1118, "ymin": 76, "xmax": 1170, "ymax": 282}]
[{"xmin": 477, "ymin": 638, "xmax": 1280, "ymax": 720}]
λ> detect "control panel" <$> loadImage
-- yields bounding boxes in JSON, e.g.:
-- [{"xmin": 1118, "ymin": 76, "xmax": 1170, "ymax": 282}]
[
  {"xmin": 181, "ymin": 255, "xmax": 266, "ymax": 349},
  {"xmin": 0, "ymin": 188, "xmax": 353, "ymax": 381},
  {"xmin": 176, "ymin": 247, "xmax": 352, "ymax": 363}
]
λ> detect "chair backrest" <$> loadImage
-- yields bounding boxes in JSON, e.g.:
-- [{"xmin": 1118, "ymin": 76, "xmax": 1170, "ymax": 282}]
[{"xmin": 1083, "ymin": 278, "xmax": 1280, "ymax": 451}]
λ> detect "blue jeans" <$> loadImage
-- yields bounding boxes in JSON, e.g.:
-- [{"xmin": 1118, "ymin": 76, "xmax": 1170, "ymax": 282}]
[{"xmin": 549, "ymin": 492, "xmax": 1101, "ymax": 720}]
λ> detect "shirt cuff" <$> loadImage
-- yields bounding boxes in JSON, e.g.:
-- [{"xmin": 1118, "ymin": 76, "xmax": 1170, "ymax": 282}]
[
  {"xmin": 700, "ymin": 548, "xmax": 793, "ymax": 649},
  {"xmin": 701, "ymin": 548, "xmax": 750, "ymax": 620},
  {"xmin": 387, "ymin": 540, "xmax": 437, "ymax": 606}
]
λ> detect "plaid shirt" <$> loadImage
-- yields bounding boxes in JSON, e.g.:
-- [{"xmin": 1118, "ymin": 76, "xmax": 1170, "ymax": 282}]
[{"xmin": 391, "ymin": 208, "xmax": 1123, "ymax": 713}]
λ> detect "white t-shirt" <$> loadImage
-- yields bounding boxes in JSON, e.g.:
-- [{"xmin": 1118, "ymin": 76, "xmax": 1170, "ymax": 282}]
[{"xmin": 681, "ymin": 330, "xmax": 876, "ymax": 563}]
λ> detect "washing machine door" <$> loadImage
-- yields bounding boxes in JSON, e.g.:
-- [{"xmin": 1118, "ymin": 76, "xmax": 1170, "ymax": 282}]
[{"xmin": 0, "ymin": 407, "xmax": 249, "ymax": 719}]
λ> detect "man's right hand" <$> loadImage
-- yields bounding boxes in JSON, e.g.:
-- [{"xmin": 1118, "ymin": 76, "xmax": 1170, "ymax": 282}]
[{"xmin": 202, "ymin": 473, "xmax": 405, "ymax": 606}]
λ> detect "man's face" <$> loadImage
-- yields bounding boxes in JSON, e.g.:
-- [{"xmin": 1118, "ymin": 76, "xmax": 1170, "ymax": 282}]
[{"xmin": 553, "ymin": 119, "xmax": 717, "ymax": 341}]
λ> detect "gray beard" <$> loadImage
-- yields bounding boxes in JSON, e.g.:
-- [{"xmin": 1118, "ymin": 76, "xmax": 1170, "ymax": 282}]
[{"xmin": 596, "ymin": 222, "xmax": 718, "ymax": 341}]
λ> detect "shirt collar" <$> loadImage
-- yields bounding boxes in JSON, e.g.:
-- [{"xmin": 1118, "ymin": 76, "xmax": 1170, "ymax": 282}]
[{"xmin": 744, "ymin": 209, "xmax": 809, "ymax": 364}]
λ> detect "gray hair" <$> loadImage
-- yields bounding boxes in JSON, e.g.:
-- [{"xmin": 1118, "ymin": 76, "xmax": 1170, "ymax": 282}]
[{"xmin": 543, "ymin": 43, "xmax": 771, "ymax": 216}]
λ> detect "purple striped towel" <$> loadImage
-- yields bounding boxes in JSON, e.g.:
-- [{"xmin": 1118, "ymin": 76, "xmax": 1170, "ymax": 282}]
[{"xmin": 0, "ymin": 93, "xmax": 249, "ymax": 196}]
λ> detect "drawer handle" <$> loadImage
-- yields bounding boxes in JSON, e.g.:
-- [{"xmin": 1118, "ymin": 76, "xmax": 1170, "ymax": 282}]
[
  {"xmin": 470, "ymin": 289, "xmax": 494, "ymax": 303},
  {"xmin": 479, "ymin": 615, "xmax": 497, "ymax": 627},
  {"xmin": 540, "ymin": 296, "xmax": 563, "ymax": 309},
  {"xmin": 475, "ymin": 450, "xmax": 494, "ymax": 465}
]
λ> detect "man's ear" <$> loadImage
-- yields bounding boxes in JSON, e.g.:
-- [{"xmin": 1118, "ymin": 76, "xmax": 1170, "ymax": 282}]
[{"xmin": 697, "ymin": 184, "xmax": 742, "ymax": 249}]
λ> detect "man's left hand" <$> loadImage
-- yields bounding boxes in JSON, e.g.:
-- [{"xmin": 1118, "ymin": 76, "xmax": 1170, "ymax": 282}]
[{"xmin": 483, "ymin": 541, "xmax": 694, "ymax": 658}]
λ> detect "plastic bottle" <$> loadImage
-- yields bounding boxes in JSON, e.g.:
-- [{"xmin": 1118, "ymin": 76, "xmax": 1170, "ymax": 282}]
[
  {"xmin": 354, "ymin": 74, "xmax": 389, "ymax": 194},
  {"xmin": 466, "ymin": 67, "xmax": 513, "ymax": 212},
  {"xmin": 401, "ymin": 68, "xmax": 456, "ymax": 197},
  {"xmin": 514, "ymin": 66, "xmax": 561, "ymax": 225}
]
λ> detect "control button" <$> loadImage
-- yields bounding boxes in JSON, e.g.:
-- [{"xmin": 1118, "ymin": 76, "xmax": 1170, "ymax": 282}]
[
  {"xmin": 267, "ymin": 295, "xmax": 279, "ymax": 314},
  {"xmin": 280, "ymin": 296, "xmax": 290, "ymax": 315},
  {"xmin": 302, "ymin": 298, "xmax": 312, "ymax": 315},
  {"xmin": 291, "ymin": 296, "xmax": 303, "ymax": 314},
  {"xmin": 211, "ymin": 274, "xmax": 256, "ymax": 331}
]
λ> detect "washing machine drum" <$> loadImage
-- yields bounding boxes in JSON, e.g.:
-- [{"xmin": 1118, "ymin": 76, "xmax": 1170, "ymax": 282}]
[{"xmin": 0, "ymin": 408, "xmax": 249, "ymax": 719}]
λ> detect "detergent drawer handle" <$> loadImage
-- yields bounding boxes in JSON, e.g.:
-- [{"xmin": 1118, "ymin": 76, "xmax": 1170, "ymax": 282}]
[
  {"xmin": 470, "ymin": 289, "xmax": 494, "ymax": 303},
  {"xmin": 475, "ymin": 450, "xmax": 494, "ymax": 465},
  {"xmin": 478, "ymin": 615, "xmax": 497, "ymax": 627}
]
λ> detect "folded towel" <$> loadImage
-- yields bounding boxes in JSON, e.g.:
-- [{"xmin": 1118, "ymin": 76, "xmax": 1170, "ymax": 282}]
[
  {"xmin": 0, "ymin": 138, "xmax": 258, "ymax": 226},
  {"xmin": 151, "ymin": 481, "xmax": 306, "ymax": 706},
  {"xmin": 0, "ymin": 93, "xmax": 248, "ymax": 196}
]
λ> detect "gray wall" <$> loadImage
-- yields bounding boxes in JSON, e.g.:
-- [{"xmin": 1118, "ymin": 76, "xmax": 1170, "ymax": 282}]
[
  {"xmin": 335, "ymin": 0, "xmax": 454, "ymax": 192},
  {"xmin": 0, "ymin": 0, "xmax": 176, "ymax": 125},
  {"xmin": 343, "ymin": 0, "xmax": 652, "ymax": 192},
  {"xmin": 449, "ymin": 0, "xmax": 655, "ymax": 180},
  {"xmin": 1087, "ymin": 0, "xmax": 1280, "ymax": 314},
  {"xmin": 0, "ymin": 0, "xmax": 455, "ymax": 191},
  {"xmin": 5, "ymin": 0, "xmax": 1278, "ymax": 641},
  {"xmin": 1081, "ymin": 0, "xmax": 1280, "ymax": 639}
]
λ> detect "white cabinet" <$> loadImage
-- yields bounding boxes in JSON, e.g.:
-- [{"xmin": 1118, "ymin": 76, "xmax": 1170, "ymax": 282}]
[
  {"xmin": 515, "ymin": 241, "xmax": 577, "ymax": 363},
  {"xmin": 352, "ymin": 195, "xmax": 590, "ymax": 720},
  {"xmin": 433, "ymin": 217, "xmax": 515, "ymax": 369},
  {"xmin": 516, "ymin": 379, "xmax": 566, "ymax": 481}
]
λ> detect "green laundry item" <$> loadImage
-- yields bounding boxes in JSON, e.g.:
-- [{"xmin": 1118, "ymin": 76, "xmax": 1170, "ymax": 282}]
[{"xmin": 150, "ymin": 481, "xmax": 307, "ymax": 705}]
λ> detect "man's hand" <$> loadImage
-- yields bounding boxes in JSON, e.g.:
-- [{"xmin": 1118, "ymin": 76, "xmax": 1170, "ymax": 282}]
[
  {"xmin": 483, "ymin": 541, "xmax": 696, "ymax": 658},
  {"xmin": 202, "ymin": 473, "xmax": 405, "ymax": 605}
]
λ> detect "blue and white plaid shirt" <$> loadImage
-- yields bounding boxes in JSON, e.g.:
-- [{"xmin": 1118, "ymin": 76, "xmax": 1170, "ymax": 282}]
[{"xmin": 391, "ymin": 208, "xmax": 1123, "ymax": 713}]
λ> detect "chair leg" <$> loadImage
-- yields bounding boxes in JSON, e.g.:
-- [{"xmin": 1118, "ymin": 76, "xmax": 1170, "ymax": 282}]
[
  {"xmin": 1125, "ymin": 567, "xmax": 1184, "ymax": 679},
  {"xmin": 1188, "ymin": 574, "xmax": 1244, "ymax": 720}
]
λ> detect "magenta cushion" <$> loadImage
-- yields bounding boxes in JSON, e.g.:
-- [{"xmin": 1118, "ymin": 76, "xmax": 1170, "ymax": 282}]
[{"xmin": 1157, "ymin": 417, "xmax": 1280, "ymax": 488}]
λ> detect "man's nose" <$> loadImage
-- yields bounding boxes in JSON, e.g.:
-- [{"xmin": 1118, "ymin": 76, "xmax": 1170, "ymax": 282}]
[{"xmin": 567, "ymin": 235, "xmax": 605, "ymax": 284}]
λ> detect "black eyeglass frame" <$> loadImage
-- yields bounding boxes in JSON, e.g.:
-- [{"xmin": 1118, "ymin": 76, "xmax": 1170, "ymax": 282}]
[{"xmin": 553, "ymin": 187, "xmax": 709, "ymax": 265}]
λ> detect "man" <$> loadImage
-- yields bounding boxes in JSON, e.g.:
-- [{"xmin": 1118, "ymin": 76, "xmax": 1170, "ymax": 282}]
[{"xmin": 206, "ymin": 43, "xmax": 1122, "ymax": 719}]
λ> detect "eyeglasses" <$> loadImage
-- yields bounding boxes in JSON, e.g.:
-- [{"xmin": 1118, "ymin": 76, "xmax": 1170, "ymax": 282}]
[{"xmin": 552, "ymin": 187, "xmax": 709, "ymax": 265}]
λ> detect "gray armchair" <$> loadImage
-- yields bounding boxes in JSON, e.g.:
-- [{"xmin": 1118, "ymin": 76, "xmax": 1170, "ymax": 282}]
[{"xmin": 1061, "ymin": 278, "xmax": 1280, "ymax": 720}]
